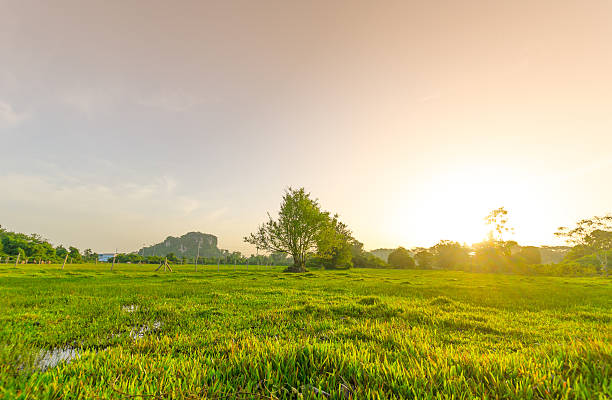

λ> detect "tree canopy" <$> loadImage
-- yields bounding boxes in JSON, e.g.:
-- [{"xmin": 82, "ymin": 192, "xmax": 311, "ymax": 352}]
[
  {"xmin": 245, "ymin": 188, "xmax": 331, "ymax": 272},
  {"xmin": 388, "ymin": 247, "xmax": 416, "ymax": 268},
  {"xmin": 556, "ymin": 215, "xmax": 612, "ymax": 276}
]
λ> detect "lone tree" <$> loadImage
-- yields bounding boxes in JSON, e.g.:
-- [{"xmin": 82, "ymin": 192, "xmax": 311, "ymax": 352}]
[
  {"xmin": 485, "ymin": 207, "xmax": 514, "ymax": 241},
  {"xmin": 556, "ymin": 215, "xmax": 612, "ymax": 276},
  {"xmin": 244, "ymin": 187, "xmax": 329, "ymax": 273}
]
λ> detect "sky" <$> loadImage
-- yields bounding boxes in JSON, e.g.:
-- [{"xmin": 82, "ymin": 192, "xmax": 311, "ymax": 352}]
[{"xmin": 1, "ymin": 0, "xmax": 611, "ymax": 254}]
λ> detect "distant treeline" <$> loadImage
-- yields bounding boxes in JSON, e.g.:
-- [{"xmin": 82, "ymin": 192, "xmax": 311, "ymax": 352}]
[
  {"xmin": 0, "ymin": 225, "xmax": 97, "ymax": 263},
  {"xmin": 2, "ymin": 216, "xmax": 609, "ymax": 276},
  {"xmin": 110, "ymin": 251, "xmax": 292, "ymax": 266},
  {"xmin": 368, "ymin": 241, "xmax": 609, "ymax": 277}
]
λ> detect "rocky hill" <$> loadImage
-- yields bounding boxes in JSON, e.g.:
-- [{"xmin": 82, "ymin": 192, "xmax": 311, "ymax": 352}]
[{"xmin": 139, "ymin": 232, "xmax": 224, "ymax": 258}]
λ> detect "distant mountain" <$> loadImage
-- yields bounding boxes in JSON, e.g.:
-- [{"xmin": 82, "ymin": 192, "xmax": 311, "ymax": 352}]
[
  {"xmin": 539, "ymin": 246, "xmax": 571, "ymax": 264},
  {"xmin": 139, "ymin": 232, "xmax": 224, "ymax": 258},
  {"xmin": 369, "ymin": 248, "xmax": 395, "ymax": 262}
]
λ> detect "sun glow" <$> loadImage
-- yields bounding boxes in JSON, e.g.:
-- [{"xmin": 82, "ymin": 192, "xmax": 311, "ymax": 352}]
[{"xmin": 387, "ymin": 165, "xmax": 537, "ymax": 247}]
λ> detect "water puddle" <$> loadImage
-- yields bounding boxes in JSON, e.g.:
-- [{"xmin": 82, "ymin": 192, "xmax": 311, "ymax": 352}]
[
  {"xmin": 36, "ymin": 346, "xmax": 79, "ymax": 371},
  {"xmin": 26, "ymin": 307, "xmax": 161, "ymax": 372},
  {"xmin": 130, "ymin": 321, "xmax": 162, "ymax": 340}
]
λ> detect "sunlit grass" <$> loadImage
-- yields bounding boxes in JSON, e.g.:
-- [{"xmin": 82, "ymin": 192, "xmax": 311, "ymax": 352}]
[{"xmin": 1, "ymin": 264, "xmax": 610, "ymax": 399}]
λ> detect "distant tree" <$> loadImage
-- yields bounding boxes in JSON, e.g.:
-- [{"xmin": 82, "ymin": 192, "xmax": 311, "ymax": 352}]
[
  {"xmin": 473, "ymin": 240, "xmax": 515, "ymax": 273},
  {"xmin": 56, "ymin": 245, "xmax": 68, "ymax": 258},
  {"xmin": 166, "ymin": 252, "xmax": 178, "ymax": 262},
  {"xmin": 556, "ymin": 215, "xmax": 612, "ymax": 276},
  {"xmin": 431, "ymin": 240, "xmax": 470, "ymax": 269},
  {"xmin": 350, "ymin": 240, "xmax": 388, "ymax": 268},
  {"xmin": 245, "ymin": 188, "xmax": 329, "ymax": 272},
  {"xmin": 515, "ymin": 246, "xmax": 542, "ymax": 265},
  {"xmin": 388, "ymin": 247, "xmax": 415, "ymax": 268},
  {"xmin": 414, "ymin": 248, "xmax": 434, "ymax": 269},
  {"xmin": 485, "ymin": 207, "xmax": 514, "ymax": 241},
  {"xmin": 270, "ymin": 251, "xmax": 291, "ymax": 266},
  {"xmin": 68, "ymin": 246, "xmax": 82, "ymax": 262},
  {"xmin": 473, "ymin": 208, "xmax": 520, "ymax": 272}
]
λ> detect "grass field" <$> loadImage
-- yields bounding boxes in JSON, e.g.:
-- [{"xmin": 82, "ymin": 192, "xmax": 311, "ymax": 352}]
[{"xmin": 0, "ymin": 263, "xmax": 610, "ymax": 399}]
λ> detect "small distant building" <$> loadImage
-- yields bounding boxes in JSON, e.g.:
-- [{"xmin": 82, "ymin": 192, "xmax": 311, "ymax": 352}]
[{"xmin": 98, "ymin": 253, "xmax": 115, "ymax": 262}]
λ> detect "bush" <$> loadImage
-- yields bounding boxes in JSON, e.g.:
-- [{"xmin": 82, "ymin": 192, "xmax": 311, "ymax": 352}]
[{"xmin": 352, "ymin": 252, "xmax": 389, "ymax": 268}]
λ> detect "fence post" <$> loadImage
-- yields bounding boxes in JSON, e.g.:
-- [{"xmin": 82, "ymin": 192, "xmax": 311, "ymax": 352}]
[
  {"xmin": 15, "ymin": 254, "xmax": 20, "ymax": 266},
  {"xmin": 62, "ymin": 254, "xmax": 68, "ymax": 269}
]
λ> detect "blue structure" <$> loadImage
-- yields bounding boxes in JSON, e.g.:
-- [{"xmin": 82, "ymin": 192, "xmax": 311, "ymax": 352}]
[{"xmin": 98, "ymin": 253, "xmax": 115, "ymax": 262}]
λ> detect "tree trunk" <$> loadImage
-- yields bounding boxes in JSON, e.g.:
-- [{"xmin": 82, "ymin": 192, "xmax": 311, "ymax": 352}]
[
  {"xmin": 286, "ymin": 255, "xmax": 306, "ymax": 273},
  {"xmin": 597, "ymin": 251, "xmax": 608, "ymax": 277}
]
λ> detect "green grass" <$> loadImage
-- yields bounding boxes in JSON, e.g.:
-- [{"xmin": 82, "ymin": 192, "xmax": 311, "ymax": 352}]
[{"xmin": 0, "ymin": 263, "xmax": 610, "ymax": 399}]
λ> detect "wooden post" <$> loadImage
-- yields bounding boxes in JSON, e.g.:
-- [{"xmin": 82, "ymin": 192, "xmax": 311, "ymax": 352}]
[
  {"xmin": 195, "ymin": 240, "xmax": 201, "ymax": 273},
  {"xmin": 111, "ymin": 252, "xmax": 116, "ymax": 271},
  {"xmin": 15, "ymin": 254, "xmax": 20, "ymax": 266},
  {"xmin": 62, "ymin": 253, "xmax": 68, "ymax": 269}
]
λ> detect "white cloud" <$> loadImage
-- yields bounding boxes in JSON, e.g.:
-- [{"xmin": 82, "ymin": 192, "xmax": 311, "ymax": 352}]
[
  {"xmin": 0, "ymin": 172, "xmax": 202, "ymax": 219},
  {"xmin": 0, "ymin": 100, "xmax": 28, "ymax": 126},
  {"xmin": 59, "ymin": 86, "xmax": 125, "ymax": 116},
  {"xmin": 207, "ymin": 207, "xmax": 229, "ymax": 220},
  {"xmin": 60, "ymin": 90, "xmax": 104, "ymax": 116},
  {"xmin": 0, "ymin": 172, "xmax": 219, "ymax": 252},
  {"xmin": 59, "ymin": 87, "xmax": 202, "ymax": 116},
  {"xmin": 137, "ymin": 91, "xmax": 200, "ymax": 112}
]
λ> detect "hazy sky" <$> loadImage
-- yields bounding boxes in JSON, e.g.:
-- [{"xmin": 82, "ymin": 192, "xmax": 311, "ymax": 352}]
[{"xmin": 1, "ymin": 0, "xmax": 611, "ymax": 254}]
